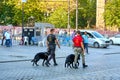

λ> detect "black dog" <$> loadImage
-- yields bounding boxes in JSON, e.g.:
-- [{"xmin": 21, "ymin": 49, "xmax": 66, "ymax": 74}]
[
  {"xmin": 65, "ymin": 54, "xmax": 80, "ymax": 68},
  {"xmin": 31, "ymin": 52, "xmax": 50, "ymax": 66}
]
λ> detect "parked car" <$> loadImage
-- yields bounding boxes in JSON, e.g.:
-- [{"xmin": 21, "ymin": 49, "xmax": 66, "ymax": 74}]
[
  {"xmin": 80, "ymin": 30, "xmax": 110, "ymax": 48},
  {"xmin": 109, "ymin": 34, "xmax": 120, "ymax": 45}
]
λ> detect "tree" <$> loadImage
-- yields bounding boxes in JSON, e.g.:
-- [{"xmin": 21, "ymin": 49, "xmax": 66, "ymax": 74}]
[
  {"xmin": 0, "ymin": 0, "xmax": 73, "ymax": 27},
  {"xmin": 0, "ymin": 0, "xmax": 15, "ymax": 25},
  {"xmin": 0, "ymin": 0, "xmax": 96, "ymax": 29},
  {"xmin": 47, "ymin": 7, "xmax": 68, "ymax": 28},
  {"xmin": 104, "ymin": 0, "xmax": 120, "ymax": 28},
  {"xmin": 13, "ymin": 0, "xmax": 44, "ymax": 26},
  {"xmin": 71, "ymin": 0, "xmax": 96, "ymax": 29}
]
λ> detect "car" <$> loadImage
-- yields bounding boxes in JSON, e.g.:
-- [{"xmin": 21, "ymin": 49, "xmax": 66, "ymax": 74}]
[
  {"xmin": 109, "ymin": 34, "xmax": 120, "ymax": 45},
  {"xmin": 80, "ymin": 30, "xmax": 110, "ymax": 48}
]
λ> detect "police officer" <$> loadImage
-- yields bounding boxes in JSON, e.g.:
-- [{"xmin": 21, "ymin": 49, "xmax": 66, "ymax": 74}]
[{"xmin": 45, "ymin": 28, "xmax": 60, "ymax": 67}]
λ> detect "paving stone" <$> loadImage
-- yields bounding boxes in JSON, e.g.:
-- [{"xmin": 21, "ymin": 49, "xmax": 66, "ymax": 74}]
[{"xmin": 0, "ymin": 45, "xmax": 120, "ymax": 80}]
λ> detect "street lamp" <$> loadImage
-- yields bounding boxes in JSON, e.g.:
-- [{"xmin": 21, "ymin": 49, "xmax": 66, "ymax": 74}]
[{"xmin": 21, "ymin": 0, "xmax": 26, "ymax": 37}]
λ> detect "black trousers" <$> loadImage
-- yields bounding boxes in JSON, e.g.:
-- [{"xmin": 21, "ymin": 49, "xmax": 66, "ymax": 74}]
[
  {"xmin": 47, "ymin": 45, "xmax": 57, "ymax": 64},
  {"xmin": 1, "ymin": 36, "xmax": 5, "ymax": 45}
]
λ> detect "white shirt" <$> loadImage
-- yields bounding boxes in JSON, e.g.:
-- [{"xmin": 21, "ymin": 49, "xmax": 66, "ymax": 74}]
[{"xmin": 5, "ymin": 32, "xmax": 11, "ymax": 39}]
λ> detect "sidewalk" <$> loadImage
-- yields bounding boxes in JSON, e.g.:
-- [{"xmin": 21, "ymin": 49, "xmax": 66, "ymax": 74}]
[
  {"xmin": 0, "ymin": 45, "xmax": 73, "ymax": 62},
  {"xmin": 0, "ymin": 44, "xmax": 120, "ymax": 62}
]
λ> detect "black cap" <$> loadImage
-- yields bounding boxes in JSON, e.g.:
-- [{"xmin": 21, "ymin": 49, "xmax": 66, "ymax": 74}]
[{"xmin": 76, "ymin": 30, "xmax": 80, "ymax": 34}]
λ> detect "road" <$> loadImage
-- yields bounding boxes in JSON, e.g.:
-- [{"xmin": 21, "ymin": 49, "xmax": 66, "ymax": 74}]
[{"xmin": 0, "ymin": 45, "xmax": 120, "ymax": 80}]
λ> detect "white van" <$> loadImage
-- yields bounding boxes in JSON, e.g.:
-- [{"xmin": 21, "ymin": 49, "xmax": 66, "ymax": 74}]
[{"xmin": 80, "ymin": 30, "xmax": 110, "ymax": 48}]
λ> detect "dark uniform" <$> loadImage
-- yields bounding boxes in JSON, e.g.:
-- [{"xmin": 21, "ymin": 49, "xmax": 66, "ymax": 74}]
[{"xmin": 45, "ymin": 34, "xmax": 57, "ymax": 66}]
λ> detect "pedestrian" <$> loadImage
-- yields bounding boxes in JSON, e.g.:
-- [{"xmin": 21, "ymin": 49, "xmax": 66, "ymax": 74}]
[
  {"xmin": 72, "ymin": 31, "xmax": 88, "ymax": 69},
  {"xmin": 82, "ymin": 31, "xmax": 89, "ymax": 54},
  {"xmin": 71, "ymin": 30, "xmax": 76, "ymax": 48},
  {"xmin": 63, "ymin": 30, "xmax": 67, "ymax": 46},
  {"xmin": 9, "ymin": 29, "xmax": 13, "ymax": 46},
  {"xmin": 71, "ymin": 30, "xmax": 76, "ymax": 39},
  {"xmin": 42, "ymin": 31, "xmax": 48, "ymax": 47},
  {"xmin": 45, "ymin": 28, "xmax": 60, "ymax": 67},
  {"xmin": 1, "ymin": 29, "xmax": 7, "ymax": 45},
  {"xmin": 4, "ymin": 30, "xmax": 11, "ymax": 47}
]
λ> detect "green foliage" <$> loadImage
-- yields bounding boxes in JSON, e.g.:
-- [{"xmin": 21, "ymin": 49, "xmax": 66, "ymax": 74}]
[
  {"xmin": 0, "ymin": 0, "xmax": 96, "ymax": 29},
  {"xmin": 71, "ymin": 0, "xmax": 96, "ymax": 29},
  {"xmin": 104, "ymin": 0, "xmax": 120, "ymax": 28},
  {"xmin": 13, "ymin": 0, "xmax": 44, "ymax": 26},
  {"xmin": 47, "ymin": 7, "xmax": 68, "ymax": 28},
  {"xmin": 79, "ymin": 0, "xmax": 96, "ymax": 28},
  {"xmin": 0, "ymin": 0, "xmax": 15, "ymax": 25}
]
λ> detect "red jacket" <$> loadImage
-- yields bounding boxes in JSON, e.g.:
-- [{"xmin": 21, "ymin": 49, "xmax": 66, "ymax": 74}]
[{"xmin": 73, "ymin": 35, "xmax": 83, "ymax": 47}]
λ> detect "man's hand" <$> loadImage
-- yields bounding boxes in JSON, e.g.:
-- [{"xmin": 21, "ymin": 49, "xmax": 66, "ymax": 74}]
[
  {"xmin": 58, "ymin": 44, "xmax": 60, "ymax": 49},
  {"xmin": 47, "ymin": 47, "xmax": 49, "ymax": 51},
  {"xmin": 82, "ymin": 49, "xmax": 85, "ymax": 55},
  {"xmin": 56, "ymin": 39, "xmax": 60, "ymax": 49}
]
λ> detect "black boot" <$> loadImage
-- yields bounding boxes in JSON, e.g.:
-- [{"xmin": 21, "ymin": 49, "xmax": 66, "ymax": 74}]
[
  {"xmin": 53, "ymin": 55, "xmax": 58, "ymax": 66},
  {"xmin": 74, "ymin": 64, "xmax": 78, "ymax": 69},
  {"xmin": 45, "ymin": 61, "xmax": 49, "ymax": 67},
  {"xmin": 54, "ymin": 63, "xmax": 58, "ymax": 66},
  {"xmin": 83, "ymin": 63, "xmax": 88, "ymax": 68}
]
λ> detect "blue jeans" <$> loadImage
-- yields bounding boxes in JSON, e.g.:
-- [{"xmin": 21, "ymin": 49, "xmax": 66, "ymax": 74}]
[
  {"xmin": 84, "ymin": 43, "xmax": 88, "ymax": 53},
  {"xmin": 10, "ymin": 39, "xmax": 12, "ymax": 46},
  {"xmin": 5, "ymin": 39, "xmax": 11, "ymax": 47}
]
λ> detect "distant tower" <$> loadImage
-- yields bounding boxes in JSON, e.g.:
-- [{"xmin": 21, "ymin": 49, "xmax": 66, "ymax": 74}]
[{"xmin": 96, "ymin": 0, "xmax": 105, "ymax": 30}]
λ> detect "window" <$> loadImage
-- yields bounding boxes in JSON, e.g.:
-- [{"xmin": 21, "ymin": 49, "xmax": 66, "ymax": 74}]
[
  {"xmin": 92, "ymin": 32, "xmax": 104, "ymax": 38},
  {"xmin": 36, "ymin": 29, "xmax": 41, "ymax": 36},
  {"xmin": 115, "ymin": 34, "xmax": 120, "ymax": 38},
  {"xmin": 87, "ymin": 33, "xmax": 94, "ymax": 38}
]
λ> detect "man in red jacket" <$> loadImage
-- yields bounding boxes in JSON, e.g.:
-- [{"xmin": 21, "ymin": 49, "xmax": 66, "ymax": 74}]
[{"xmin": 73, "ymin": 31, "xmax": 88, "ymax": 69}]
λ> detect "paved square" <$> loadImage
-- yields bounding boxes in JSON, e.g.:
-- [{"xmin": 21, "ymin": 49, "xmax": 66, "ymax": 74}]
[{"xmin": 0, "ymin": 45, "xmax": 120, "ymax": 80}]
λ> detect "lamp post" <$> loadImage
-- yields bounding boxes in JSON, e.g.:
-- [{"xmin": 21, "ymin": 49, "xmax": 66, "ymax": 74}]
[
  {"xmin": 21, "ymin": 0, "xmax": 26, "ymax": 37},
  {"xmin": 68, "ymin": 0, "xmax": 70, "ymax": 34},
  {"xmin": 76, "ymin": 0, "xmax": 78, "ymax": 30}
]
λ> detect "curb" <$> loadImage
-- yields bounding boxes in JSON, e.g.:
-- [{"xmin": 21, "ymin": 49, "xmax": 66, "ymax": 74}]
[{"xmin": 0, "ymin": 57, "xmax": 66, "ymax": 63}]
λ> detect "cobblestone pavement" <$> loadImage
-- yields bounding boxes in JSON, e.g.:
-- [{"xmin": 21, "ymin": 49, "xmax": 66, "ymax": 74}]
[{"xmin": 0, "ymin": 45, "xmax": 120, "ymax": 80}]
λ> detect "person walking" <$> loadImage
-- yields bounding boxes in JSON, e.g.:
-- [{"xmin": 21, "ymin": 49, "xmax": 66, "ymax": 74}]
[
  {"xmin": 45, "ymin": 28, "xmax": 60, "ymax": 67},
  {"xmin": 71, "ymin": 30, "xmax": 76, "ymax": 39},
  {"xmin": 4, "ymin": 30, "xmax": 11, "ymax": 47},
  {"xmin": 82, "ymin": 31, "xmax": 89, "ymax": 54},
  {"xmin": 1, "ymin": 29, "xmax": 7, "ymax": 45},
  {"xmin": 72, "ymin": 31, "xmax": 88, "ymax": 69}
]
